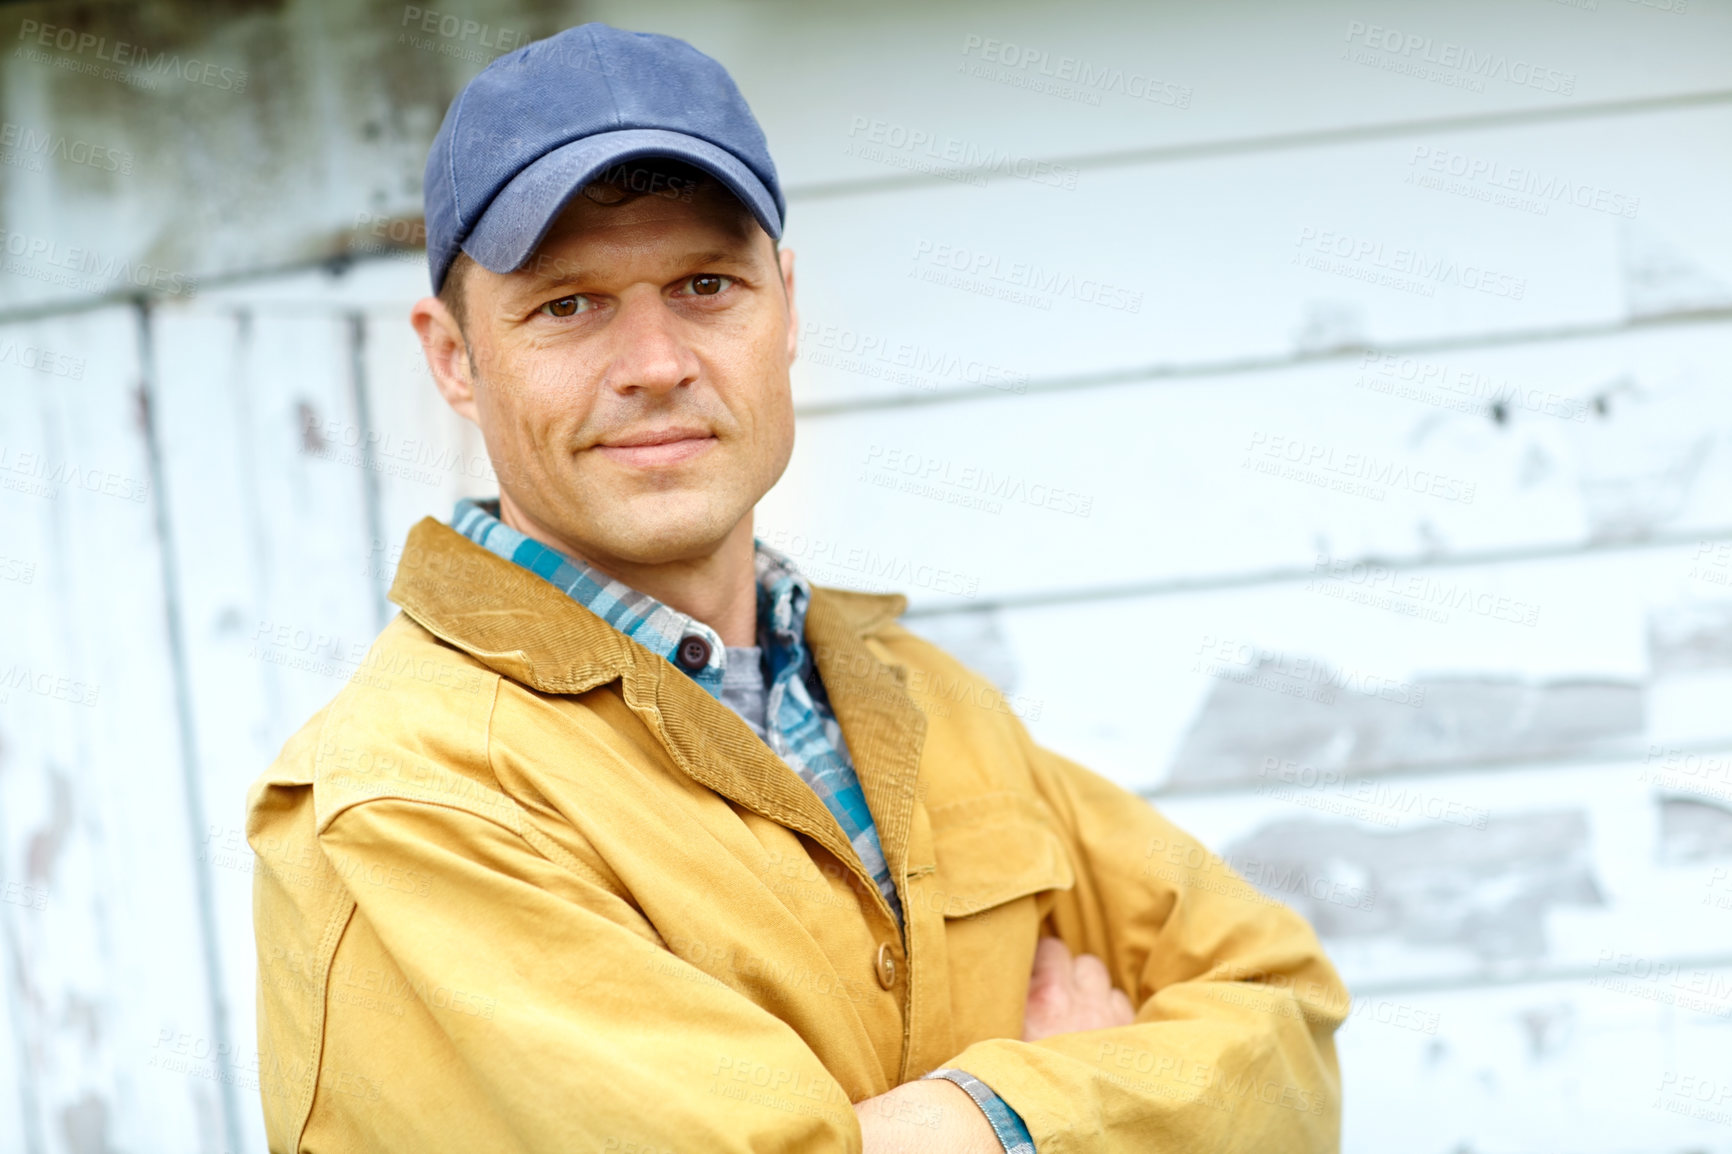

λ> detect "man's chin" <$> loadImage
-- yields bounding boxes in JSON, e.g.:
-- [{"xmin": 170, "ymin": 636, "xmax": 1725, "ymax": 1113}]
[{"xmin": 578, "ymin": 508, "xmax": 746, "ymax": 567}]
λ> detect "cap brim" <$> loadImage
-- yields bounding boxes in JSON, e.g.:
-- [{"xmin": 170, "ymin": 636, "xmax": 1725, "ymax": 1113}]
[{"xmin": 461, "ymin": 128, "xmax": 783, "ymax": 277}]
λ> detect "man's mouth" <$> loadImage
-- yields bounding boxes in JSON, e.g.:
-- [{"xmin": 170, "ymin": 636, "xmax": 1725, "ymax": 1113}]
[{"xmin": 594, "ymin": 427, "xmax": 717, "ymax": 467}]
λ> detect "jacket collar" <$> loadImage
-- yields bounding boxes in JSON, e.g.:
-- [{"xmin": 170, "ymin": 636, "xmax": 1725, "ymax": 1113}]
[
  {"xmin": 385, "ymin": 516, "xmax": 924, "ymax": 917},
  {"xmin": 388, "ymin": 517, "xmax": 908, "ymax": 690}
]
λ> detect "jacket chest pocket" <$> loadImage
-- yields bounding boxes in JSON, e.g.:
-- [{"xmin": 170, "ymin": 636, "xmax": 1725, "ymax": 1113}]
[
  {"xmin": 924, "ymin": 791, "xmax": 1075, "ymax": 918},
  {"xmin": 921, "ymin": 790, "xmax": 1076, "ymax": 1045}
]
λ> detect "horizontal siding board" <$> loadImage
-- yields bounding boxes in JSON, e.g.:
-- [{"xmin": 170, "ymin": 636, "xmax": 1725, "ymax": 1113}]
[
  {"xmin": 896, "ymin": 543, "xmax": 1732, "ymax": 793},
  {"xmin": 781, "ymin": 100, "xmax": 1732, "ymax": 408},
  {"xmin": 763, "ymin": 321, "xmax": 1732, "ymax": 608},
  {"xmin": 535, "ymin": 1, "xmax": 1732, "ymax": 191},
  {"xmin": 1335, "ymin": 970, "xmax": 1732, "ymax": 1154}
]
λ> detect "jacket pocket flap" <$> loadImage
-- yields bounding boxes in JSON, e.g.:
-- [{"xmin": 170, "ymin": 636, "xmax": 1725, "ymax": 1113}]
[{"xmin": 928, "ymin": 791, "xmax": 1076, "ymax": 916}]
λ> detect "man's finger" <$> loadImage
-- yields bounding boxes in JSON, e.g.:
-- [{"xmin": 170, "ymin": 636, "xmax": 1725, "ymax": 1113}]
[
  {"xmin": 1109, "ymin": 988, "xmax": 1135, "ymax": 1023},
  {"xmin": 1071, "ymin": 952, "xmax": 1112, "ymax": 1000},
  {"xmin": 1029, "ymin": 936, "xmax": 1072, "ymax": 986}
]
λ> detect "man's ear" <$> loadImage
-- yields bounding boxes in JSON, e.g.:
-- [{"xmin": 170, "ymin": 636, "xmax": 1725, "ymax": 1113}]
[
  {"xmin": 778, "ymin": 246, "xmax": 798, "ymax": 366},
  {"xmin": 410, "ymin": 296, "xmax": 479, "ymax": 424}
]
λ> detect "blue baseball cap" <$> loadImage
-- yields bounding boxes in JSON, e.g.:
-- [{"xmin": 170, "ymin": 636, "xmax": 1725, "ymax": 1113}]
[{"xmin": 422, "ymin": 23, "xmax": 785, "ymax": 294}]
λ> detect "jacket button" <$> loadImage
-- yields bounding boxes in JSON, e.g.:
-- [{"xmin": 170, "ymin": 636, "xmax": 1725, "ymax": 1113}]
[
  {"xmin": 675, "ymin": 635, "xmax": 712, "ymax": 671},
  {"xmin": 875, "ymin": 942, "xmax": 897, "ymax": 989}
]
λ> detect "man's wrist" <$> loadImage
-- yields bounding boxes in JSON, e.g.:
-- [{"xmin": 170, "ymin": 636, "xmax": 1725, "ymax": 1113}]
[{"xmin": 854, "ymin": 1076, "xmax": 1003, "ymax": 1154}]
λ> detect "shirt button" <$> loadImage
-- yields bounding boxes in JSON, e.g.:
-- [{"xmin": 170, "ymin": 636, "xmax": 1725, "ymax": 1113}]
[
  {"xmin": 675, "ymin": 635, "xmax": 712, "ymax": 671},
  {"xmin": 875, "ymin": 942, "xmax": 897, "ymax": 990}
]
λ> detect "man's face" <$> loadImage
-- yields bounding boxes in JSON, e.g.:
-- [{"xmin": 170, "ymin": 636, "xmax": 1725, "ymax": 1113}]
[{"xmin": 414, "ymin": 179, "xmax": 797, "ymax": 571}]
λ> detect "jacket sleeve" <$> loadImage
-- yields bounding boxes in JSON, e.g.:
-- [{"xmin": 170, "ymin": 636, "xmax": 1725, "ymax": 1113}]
[
  {"xmin": 934, "ymin": 735, "xmax": 1350, "ymax": 1154},
  {"xmin": 313, "ymin": 796, "xmax": 864, "ymax": 1153}
]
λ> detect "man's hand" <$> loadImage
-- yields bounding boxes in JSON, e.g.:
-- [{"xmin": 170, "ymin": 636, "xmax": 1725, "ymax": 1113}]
[
  {"xmin": 854, "ymin": 1077, "xmax": 1002, "ymax": 1153},
  {"xmin": 1022, "ymin": 935, "xmax": 1136, "ymax": 1043},
  {"xmin": 856, "ymin": 937, "xmax": 1136, "ymax": 1151}
]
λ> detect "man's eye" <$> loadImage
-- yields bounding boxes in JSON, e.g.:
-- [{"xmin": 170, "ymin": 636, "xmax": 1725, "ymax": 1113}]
[
  {"xmin": 541, "ymin": 296, "xmax": 587, "ymax": 318},
  {"xmin": 686, "ymin": 274, "xmax": 734, "ymax": 297}
]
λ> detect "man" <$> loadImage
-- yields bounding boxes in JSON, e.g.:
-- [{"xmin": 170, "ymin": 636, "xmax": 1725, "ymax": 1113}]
[{"xmin": 248, "ymin": 22, "xmax": 1348, "ymax": 1153}]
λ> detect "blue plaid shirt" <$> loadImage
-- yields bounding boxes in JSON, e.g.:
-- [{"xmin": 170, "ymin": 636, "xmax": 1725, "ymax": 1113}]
[{"xmin": 452, "ymin": 498, "xmax": 1035, "ymax": 1152}]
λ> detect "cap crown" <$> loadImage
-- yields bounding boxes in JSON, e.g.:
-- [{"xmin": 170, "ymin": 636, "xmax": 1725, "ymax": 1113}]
[{"xmin": 422, "ymin": 23, "xmax": 784, "ymax": 291}]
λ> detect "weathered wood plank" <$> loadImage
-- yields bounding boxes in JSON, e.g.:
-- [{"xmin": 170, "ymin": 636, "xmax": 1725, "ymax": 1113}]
[
  {"xmin": 0, "ymin": 307, "xmax": 223, "ymax": 1151},
  {"xmin": 780, "ymin": 100, "xmax": 1732, "ymax": 409},
  {"xmin": 764, "ymin": 320, "xmax": 1732, "ymax": 608},
  {"xmin": 356, "ymin": 310, "xmax": 498, "ymax": 568},
  {"xmin": 680, "ymin": 0, "xmax": 1732, "ymax": 189},
  {"xmin": 897, "ymin": 541, "xmax": 1732, "ymax": 793},
  {"xmin": 147, "ymin": 305, "xmax": 383, "ymax": 1152},
  {"xmin": 1334, "ymin": 970, "xmax": 1732, "ymax": 1154}
]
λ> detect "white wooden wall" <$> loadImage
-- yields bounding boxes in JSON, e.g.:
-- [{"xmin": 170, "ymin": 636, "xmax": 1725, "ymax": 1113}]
[{"xmin": 2, "ymin": 0, "xmax": 1730, "ymax": 1151}]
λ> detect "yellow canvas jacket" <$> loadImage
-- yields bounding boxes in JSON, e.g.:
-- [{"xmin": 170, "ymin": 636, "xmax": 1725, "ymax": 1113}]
[{"xmin": 247, "ymin": 517, "xmax": 1348, "ymax": 1153}]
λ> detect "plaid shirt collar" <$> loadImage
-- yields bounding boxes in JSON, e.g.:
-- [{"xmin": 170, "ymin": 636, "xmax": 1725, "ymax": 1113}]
[{"xmin": 450, "ymin": 497, "xmax": 811, "ymax": 699}]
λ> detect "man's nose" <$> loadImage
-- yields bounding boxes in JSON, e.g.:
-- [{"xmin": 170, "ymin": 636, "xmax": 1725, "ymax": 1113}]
[{"xmin": 602, "ymin": 290, "xmax": 700, "ymax": 395}]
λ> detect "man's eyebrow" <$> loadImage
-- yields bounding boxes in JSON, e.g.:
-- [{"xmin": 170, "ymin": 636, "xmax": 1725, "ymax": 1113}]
[{"xmin": 510, "ymin": 248, "xmax": 758, "ymax": 298}]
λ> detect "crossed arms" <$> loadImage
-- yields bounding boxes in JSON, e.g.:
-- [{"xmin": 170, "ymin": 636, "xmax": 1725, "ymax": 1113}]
[{"xmin": 274, "ymin": 727, "xmax": 1347, "ymax": 1152}]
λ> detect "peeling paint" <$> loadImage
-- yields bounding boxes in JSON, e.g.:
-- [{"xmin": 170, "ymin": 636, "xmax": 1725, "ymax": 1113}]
[
  {"xmin": 24, "ymin": 769, "xmax": 73, "ymax": 888},
  {"xmin": 295, "ymin": 399, "xmax": 322, "ymax": 454},
  {"xmin": 1514, "ymin": 1001, "xmax": 1575, "ymax": 1060},
  {"xmin": 1292, "ymin": 299, "xmax": 1366, "ymax": 356},
  {"xmin": 1168, "ymin": 670, "xmax": 1642, "ymax": 789},
  {"xmin": 1656, "ymin": 795, "xmax": 1732, "ymax": 864},
  {"xmin": 1223, "ymin": 811, "xmax": 1605, "ymax": 959},
  {"xmin": 0, "ymin": 0, "xmax": 571, "ymax": 309},
  {"xmin": 61, "ymin": 993, "xmax": 101, "ymax": 1050},
  {"xmin": 1620, "ymin": 222, "xmax": 1732, "ymax": 319},
  {"xmin": 58, "ymin": 1090, "xmax": 112, "ymax": 1154},
  {"xmin": 1579, "ymin": 433, "xmax": 1710, "ymax": 545},
  {"xmin": 1648, "ymin": 599, "xmax": 1732, "ymax": 676}
]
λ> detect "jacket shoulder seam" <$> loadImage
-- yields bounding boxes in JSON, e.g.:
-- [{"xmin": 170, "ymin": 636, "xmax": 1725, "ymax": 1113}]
[
  {"xmin": 314, "ymin": 668, "xmax": 513, "ymax": 834},
  {"xmin": 318, "ymin": 790, "xmax": 626, "ymax": 915},
  {"xmin": 319, "ymin": 787, "xmax": 529, "ymax": 842},
  {"xmin": 516, "ymin": 822, "xmax": 620, "ymax": 894}
]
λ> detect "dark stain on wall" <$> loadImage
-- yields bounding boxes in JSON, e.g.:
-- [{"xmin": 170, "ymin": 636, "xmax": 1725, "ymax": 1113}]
[
  {"xmin": 58, "ymin": 1089, "xmax": 112, "ymax": 1154},
  {"xmin": 24, "ymin": 766, "xmax": 72, "ymax": 887},
  {"xmin": 0, "ymin": 0, "xmax": 576, "ymax": 300}
]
